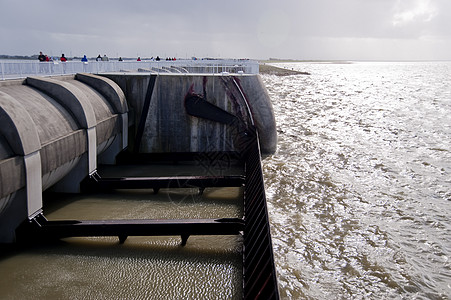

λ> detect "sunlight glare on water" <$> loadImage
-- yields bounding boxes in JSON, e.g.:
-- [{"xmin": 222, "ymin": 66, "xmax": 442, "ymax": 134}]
[{"xmin": 261, "ymin": 61, "xmax": 451, "ymax": 299}]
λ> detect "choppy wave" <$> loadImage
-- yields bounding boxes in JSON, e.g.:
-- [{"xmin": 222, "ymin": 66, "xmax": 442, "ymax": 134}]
[{"xmin": 261, "ymin": 61, "xmax": 451, "ymax": 299}]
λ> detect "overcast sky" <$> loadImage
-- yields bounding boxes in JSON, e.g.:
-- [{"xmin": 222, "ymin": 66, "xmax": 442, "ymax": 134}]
[{"xmin": 1, "ymin": 0, "xmax": 450, "ymax": 60}]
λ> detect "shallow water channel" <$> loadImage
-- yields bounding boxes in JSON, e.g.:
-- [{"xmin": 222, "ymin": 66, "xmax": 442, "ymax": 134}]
[{"xmin": 0, "ymin": 162, "xmax": 245, "ymax": 299}]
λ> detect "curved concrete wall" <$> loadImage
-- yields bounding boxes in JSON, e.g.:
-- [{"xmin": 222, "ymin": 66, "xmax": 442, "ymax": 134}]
[
  {"xmin": 103, "ymin": 73, "xmax": 277, "ymax": 155},
  {"xmin": 0, "ymin": 74, "xmax": 127, "ymax": 242}
]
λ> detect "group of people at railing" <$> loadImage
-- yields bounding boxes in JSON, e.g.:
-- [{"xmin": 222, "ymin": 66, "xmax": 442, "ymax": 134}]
[
  {"xmin": 38, "ymin": 51, "xmax": 67, "ymax": 63},
  {"xmin": 38, "ymin": 51, "xmax": 162, "ymax": 63},
  {"xmin": 37, "ymin": 51, "xmax": 184, "ymax": 63},
  {"xmin": 95, "ymin": 54, "xmax": 109, "ymax": 61}
]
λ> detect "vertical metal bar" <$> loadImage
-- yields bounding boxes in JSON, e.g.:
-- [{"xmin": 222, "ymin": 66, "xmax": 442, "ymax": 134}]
[{"xmin": 1, "ymin": 61, "xmax": 4, "ymax": 80}]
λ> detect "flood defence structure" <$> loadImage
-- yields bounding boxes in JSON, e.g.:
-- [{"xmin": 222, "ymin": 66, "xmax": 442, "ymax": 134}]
[{"xmin": 0, "ymin": 66, "xmax": 278, "ymax": 299}]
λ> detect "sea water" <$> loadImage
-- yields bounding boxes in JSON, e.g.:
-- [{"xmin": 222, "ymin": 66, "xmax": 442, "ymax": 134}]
[{"xmin": 261, "ymin": 61, "xmax": 451, "ymax": 299}]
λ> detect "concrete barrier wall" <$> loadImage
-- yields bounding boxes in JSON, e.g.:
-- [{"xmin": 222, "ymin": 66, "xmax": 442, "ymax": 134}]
[{"xmin": 103, "ymin": 73, "xmax": 277, "ymax": 155}]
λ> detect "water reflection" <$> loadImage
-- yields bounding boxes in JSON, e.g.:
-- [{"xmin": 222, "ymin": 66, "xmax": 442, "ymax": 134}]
[
  {"xmin": 0, "ymin": 235, "xmax": 242, "ymax": 299},
  {"xmin": 261, "ymin": 61, "xmax": 451, "ymax": 299},
  {"xmin": 0, "ymin": 186, "xmax": 244, "ymax": 300}
]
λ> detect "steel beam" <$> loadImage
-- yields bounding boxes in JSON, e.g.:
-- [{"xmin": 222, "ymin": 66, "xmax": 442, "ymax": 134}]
[
  {"xmin": 82, "ymin": 172, "xmax": 245, "ymax": 192},
  {"xmin": 17, "ymin": 214, "xmax": 244, "ymax": 246}
]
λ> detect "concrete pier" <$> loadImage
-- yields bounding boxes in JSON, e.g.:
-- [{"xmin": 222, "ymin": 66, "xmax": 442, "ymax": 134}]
[{"xmin": 0, "ymin": 72, "xmax": 276, "ymax": 243}]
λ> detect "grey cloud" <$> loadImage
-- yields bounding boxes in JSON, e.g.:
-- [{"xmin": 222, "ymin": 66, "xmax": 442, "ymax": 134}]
[{"xmin": 1, "ymin": 0, "xmax": 450, "ymax": 60}]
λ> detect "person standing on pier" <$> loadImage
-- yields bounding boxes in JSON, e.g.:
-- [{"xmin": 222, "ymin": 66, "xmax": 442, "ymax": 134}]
[
  {"xmin": 38, "ymin": 51, "xmax": 46, "ymax": 62},
  {"xmin": 60, "ymin": 54, "xmax": 67, "ymax": 73},
  {"xmin": 81, "ymin": 55, "xmax": 88, "ymax": 72},
  {"xmin": 38, "ymin": 51, "xmax": 48, "ymax": 73},
  {"xmin": 38, "ymin": 51, "xmax": 46, "ymax": 73}
]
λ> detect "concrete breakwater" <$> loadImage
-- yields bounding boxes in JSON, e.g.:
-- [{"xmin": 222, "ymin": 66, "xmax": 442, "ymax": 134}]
[
  {"xmin": 0, "ymin": 72, "xmax": 276, "ymax": 243},
  {"xmin": 259, "ymin": 64, "xmax": 311, "ymax": 76}
]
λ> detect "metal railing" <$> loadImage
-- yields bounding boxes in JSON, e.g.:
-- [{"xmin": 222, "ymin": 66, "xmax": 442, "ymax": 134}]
[
  {"xmin": 0, "ymin": 59, "xmax": 259, "ymax": 80},
  {"xmin": 218, "ymin": 74, "xmax": 279, "ymax": 299},
  {"xmin": 242, "ymin": 127, "xmax": 279, "ymax": 299}
]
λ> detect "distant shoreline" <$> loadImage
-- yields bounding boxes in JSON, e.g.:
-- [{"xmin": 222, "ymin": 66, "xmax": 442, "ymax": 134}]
[
  {"xmin": 260, "ymin": 59, "xmax": 353, "ymax": 64},
  {"xmin": 258, "ymin": 63, "xmax": 311, "ymax": 76}
]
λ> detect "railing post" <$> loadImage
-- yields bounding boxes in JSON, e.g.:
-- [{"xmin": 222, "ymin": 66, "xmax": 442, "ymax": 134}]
[{"xmin": 1, "ymin": 61, "xmax": 4, "ymax": 80}]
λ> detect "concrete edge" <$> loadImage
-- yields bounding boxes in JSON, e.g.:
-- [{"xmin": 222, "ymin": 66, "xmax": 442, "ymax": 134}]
[
  {"xmin": 26, "ymin": 76, "xmax": 97, "ymax": 129},
  {"xmin": 0, "ymin": 91, "xmax": 41, "ymax": 155},
  {"xmin": 76, "ymin": 73, "xmax": 128, "ymax": 114}
]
